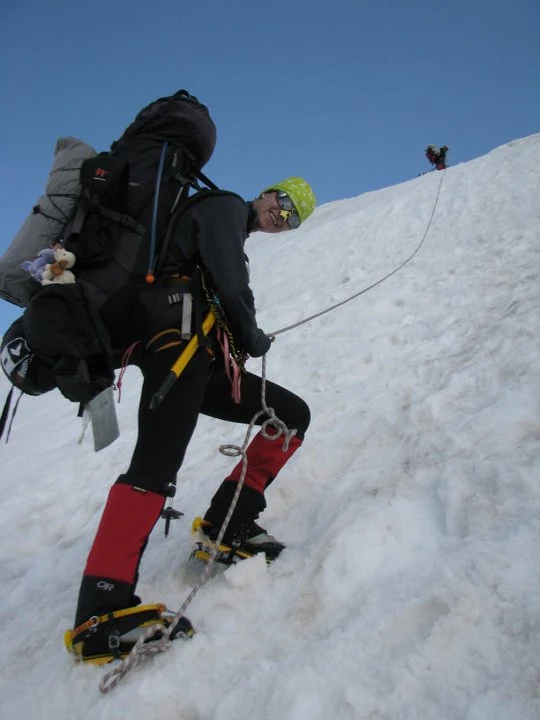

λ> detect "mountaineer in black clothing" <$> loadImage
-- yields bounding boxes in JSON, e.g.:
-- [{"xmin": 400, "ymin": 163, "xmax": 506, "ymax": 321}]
[
  {"xmin": 65, "ymin": 177, "xmax": 317, "ymax": 663},
  {"xmin": 425, "ymin": 144, "xmax": 449, "ymax": 170}
]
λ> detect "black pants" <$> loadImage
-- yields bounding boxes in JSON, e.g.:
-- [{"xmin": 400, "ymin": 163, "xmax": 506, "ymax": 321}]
[
  {"xmin": 118, "ymin": 331, "xmax": 310, "ymax": 494},
  {"xmin": 102, "ymin": 286, "xmax": 310, "ymax": 494}
]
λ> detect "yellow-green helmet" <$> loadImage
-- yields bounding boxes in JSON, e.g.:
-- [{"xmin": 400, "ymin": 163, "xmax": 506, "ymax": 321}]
[{"xmin": 260, "ymin": 177, "xmax": 316, "ymax": 224}]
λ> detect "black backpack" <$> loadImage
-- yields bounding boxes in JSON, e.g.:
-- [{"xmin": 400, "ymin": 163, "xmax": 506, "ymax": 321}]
[
  {"xmin": 65, "ymin": 89, "xmax": 217, "ymax": 306},
  {"xmin": 0, "ymin": 89, "xmax": 217, "ymax": 408}
]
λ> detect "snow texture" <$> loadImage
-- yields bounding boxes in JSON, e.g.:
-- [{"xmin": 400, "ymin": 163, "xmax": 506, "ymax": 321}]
[{"xmin": 1, "ymin": 134, "xmax": 539, "ymax": 719}]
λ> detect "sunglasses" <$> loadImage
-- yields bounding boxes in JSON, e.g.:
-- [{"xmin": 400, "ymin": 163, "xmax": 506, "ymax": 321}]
[{"xmin": 276, "ymin": 192, "xmax": 301, "ymax": 230}]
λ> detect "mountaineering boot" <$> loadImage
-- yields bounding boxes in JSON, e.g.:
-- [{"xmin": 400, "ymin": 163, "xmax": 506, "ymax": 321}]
[
  {"xmin": 192, "ymin": 516, "xmax": 286, "ymax": 564},
  {"xmin": 204, "ymin": 481, "xmax": 267, "ymax": 537},
  {"xmin": 195, "ymin": 481, "xmax": 282, "ymax": 563},
  {"xmin": 64, "ymin": 603, "xmax": 194, "ymax": 665}
]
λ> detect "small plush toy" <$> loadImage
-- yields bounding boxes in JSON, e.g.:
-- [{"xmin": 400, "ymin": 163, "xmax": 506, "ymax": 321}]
[
  {"xmin": 41, "ymin": 246, "xmax": 77, "ymax": 285},
  {"xmin": 21, "ymin": 248, "xmax": 56, "ymax": 282}
]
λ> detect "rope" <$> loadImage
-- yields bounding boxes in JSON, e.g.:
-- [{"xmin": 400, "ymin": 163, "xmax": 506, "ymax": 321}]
[
  {"xmin": 99, "ymin": 353, "xmax": 293, "ymax": 694},
  {"xmin": 270, "ymin": 172, "xmax": 445, "ymax": 336}
]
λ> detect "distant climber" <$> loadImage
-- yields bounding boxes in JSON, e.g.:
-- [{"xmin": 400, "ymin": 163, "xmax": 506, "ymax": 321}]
[{"xmin": 425, "ymin": 145, "xmax": 448, "ymax": 170}]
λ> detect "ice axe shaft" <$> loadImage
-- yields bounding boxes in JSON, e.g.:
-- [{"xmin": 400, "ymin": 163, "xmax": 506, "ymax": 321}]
[{"xmin": 149, "ymin": 311, "xmax": 215, "ymax": 410}]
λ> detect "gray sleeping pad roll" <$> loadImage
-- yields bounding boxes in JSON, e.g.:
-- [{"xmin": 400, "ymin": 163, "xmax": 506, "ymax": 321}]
[{"xmin": 0, "ymin": 136, "xmax": 96, "ymax": 307}]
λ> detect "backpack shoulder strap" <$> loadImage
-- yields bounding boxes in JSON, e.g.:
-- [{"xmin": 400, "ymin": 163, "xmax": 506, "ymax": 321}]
[
  {"xmin": 179, "ymin": 188, "xmax": 243, "ymax": 211},
  {"xmin": 154, "ymin": 189, "xmax": 242, "ymax": 277}
]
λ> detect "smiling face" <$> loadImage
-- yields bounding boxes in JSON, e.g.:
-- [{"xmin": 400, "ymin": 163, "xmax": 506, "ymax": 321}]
[{"xmin": 252, "ymin": 192, "xmax": 291, "ymax": 234}]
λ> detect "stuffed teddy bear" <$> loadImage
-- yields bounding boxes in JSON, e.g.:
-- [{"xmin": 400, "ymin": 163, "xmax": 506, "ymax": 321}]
[
  {"xmin": 21, "ymin": 248, "xmax": 56, "ymax": 282},
  {"xmin": 21, "ymin": 245, "xmax": 77, "ymax": 285},
  {"xmin": 41, "ymin": 246, "xmax": 77, "ymax": 285}
]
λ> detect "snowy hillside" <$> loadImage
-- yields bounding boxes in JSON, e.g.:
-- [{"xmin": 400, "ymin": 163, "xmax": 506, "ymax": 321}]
[{"xmin": 1, "ymin": 135, "xmax": 539, "ymax": 720}]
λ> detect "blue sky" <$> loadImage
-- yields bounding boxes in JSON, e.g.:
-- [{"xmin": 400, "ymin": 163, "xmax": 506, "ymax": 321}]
[{"xmin": 0, "ymin": 0, "xmax": 538, "ymax": 332}]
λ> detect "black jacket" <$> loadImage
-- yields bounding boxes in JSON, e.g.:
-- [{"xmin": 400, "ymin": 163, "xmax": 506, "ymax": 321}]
[
  {"xmin": 426, "ymin": 146, "xmax": 448, "ymax": 166},
  {"xmin": 163, "ymin": 191, "xmax": 271, "ymax": 357}
]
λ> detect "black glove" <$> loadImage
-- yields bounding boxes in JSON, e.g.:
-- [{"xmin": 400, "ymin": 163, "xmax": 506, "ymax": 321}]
[{"xmin": 248, "ymin": 329, "xmax": 273, "ymax": 357}]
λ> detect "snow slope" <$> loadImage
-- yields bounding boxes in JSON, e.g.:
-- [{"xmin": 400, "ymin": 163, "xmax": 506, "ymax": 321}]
[{"xmin": 1, "ymin": 134, "xmax": 539, "ymax": 720}]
